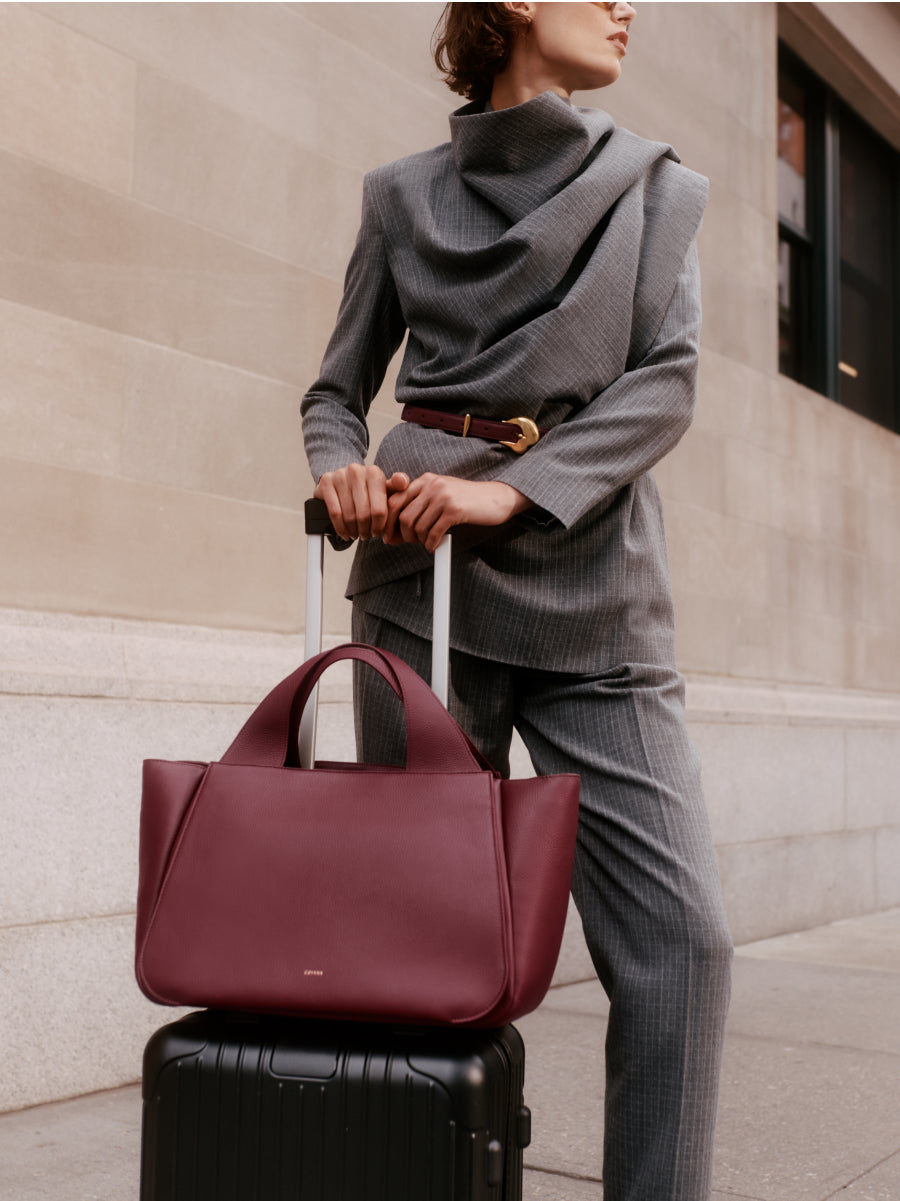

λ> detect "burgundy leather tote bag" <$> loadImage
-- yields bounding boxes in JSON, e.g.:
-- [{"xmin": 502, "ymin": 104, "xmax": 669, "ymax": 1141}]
[{"xmin": 135, "ymin": 643, "xmax": 580, "ymax": 1028}]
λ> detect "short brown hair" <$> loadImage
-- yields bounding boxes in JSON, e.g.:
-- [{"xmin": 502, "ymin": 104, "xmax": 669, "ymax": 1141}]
[{"xmin": 432, "ymin": 3, "xmax": 530, "ymax": 103}]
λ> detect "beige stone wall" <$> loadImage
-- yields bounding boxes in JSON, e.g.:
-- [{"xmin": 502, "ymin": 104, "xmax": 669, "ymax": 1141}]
[
  {"xmin": 0, "ymin": 0, "xmax": 449, "ymax": 632},
  {"xmin": 0, "ymin": 0, "xmax": 450, "ymax": 1112},
  {"xmin": 1, "ymin": 2, "xmax": 898, "ymax": 1109}
]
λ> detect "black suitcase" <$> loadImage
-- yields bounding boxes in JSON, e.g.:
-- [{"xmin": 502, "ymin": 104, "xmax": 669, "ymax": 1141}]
[{"xmin": 140, "ymin": 1009, "xmax": 530, "ymax": 1200}]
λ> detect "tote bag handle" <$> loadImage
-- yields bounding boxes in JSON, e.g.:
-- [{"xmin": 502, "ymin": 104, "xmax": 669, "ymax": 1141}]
[{"xmin": 221, "ymin": 643, "xmax": 492, "ymax": 775}]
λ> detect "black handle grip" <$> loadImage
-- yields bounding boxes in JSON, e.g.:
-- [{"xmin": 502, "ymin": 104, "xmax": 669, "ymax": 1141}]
[
  {"xmin": 304, "ymin": 497, "xmax": 353, "ymax": 550},
  {"xmin": 304, "ymin": 497, "xmax": 333, "ymax": 535}
]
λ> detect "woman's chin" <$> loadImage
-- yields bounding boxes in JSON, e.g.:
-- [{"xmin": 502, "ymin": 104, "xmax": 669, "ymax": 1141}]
[{"xmin": 565, "ymin": 62, "xmax": 622, "ymax": 94}]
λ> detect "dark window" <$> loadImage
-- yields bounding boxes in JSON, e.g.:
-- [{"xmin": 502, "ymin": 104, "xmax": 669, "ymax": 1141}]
[
  {"xmin": 777, "ymin": 70, "xmax": 813, "ymax": 386},
  {"xmin": 838, "ymin": 108, "xmax": 897, "ymax": 427},
  {"xmin": 777, "ymin": 46, "xmax": 900, "ymax": 434}
]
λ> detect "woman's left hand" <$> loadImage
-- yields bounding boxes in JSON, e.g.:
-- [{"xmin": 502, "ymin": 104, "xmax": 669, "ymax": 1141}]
[{"xmin": 383, "ymin": 474, "xmax": 531, "ymax": 553}]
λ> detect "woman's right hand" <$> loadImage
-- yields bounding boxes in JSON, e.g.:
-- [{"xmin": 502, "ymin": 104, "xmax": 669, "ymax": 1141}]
[{"xmin": 314, "ymin": 464, "xmax": 411, "ymax": 542}]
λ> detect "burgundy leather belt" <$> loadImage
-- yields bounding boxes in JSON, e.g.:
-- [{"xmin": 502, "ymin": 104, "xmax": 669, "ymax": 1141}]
[{"xmin": 401, "ymin": 404, "xmax": 547, "ymax": 454}]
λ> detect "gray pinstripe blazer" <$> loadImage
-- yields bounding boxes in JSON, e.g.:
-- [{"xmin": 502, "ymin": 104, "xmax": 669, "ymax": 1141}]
[{"xmin": 301, "ymin": 90, "xmax": 708, "ymax": 672}]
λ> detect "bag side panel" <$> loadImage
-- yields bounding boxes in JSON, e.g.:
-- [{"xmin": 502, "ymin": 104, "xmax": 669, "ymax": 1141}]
[
  {"xmin": 498, "ymin": 775, "xmax": 581, "ymax": 1021},
  {"xmin": 135, "ymin": 761, "xmax": 207, "ymax": 953}
]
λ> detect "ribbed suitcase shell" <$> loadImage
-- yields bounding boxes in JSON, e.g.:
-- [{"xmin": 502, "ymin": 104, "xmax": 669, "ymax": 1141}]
[{"xmin": 141, "ymin": 1010, "xmax": 529, "ymax": 1201}]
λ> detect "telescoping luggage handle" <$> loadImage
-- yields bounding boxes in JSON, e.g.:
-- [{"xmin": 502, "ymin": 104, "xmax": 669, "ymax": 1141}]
[{"xmin": 300, "ymin": 497, "xmax": 451, "ymax": 769}]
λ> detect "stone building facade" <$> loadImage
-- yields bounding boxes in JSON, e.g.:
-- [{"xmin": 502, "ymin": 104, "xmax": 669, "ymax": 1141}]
[{"xmin": 1, "ymin": 2, "xmax": 898, "ymax": 1110}]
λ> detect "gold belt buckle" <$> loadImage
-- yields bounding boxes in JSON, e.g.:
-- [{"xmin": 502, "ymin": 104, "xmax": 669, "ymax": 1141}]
[{"xmin": 499, "ymin": 416, "xmax": 540, "ymax": 454}]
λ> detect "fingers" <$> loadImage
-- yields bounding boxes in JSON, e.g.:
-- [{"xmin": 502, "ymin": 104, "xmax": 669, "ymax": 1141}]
[
  {"xmin": 314, "ymin": 464, "xmax": 393, "ymax": 541},
  {"xmin": 384, "ymin": 474, "xmax": 459, "ymax": 553},
  {"xmin": 382, "ymin": 476, "xmax": 528, "ymax": 552},
  {"xmin": 387, "ymin": 471, "xmax": 410, "ymax": 494},
  {"xmin": 316, "ymin": 469, "xmax": 504, "ymax": 553},
  {"xmin": 314, "ymin": 472, "xmax": 352, "ymax": 541},
  {"xmin": 422, "ymin": 511, "xmax": 454, "ymax": 554},
  {"xmin": 365, "ymin": 471, "xmax": 409, "ymax": 538},
  {"xmin": 381, "ymin": 473, "xmax": 410, "ymax": 545}
]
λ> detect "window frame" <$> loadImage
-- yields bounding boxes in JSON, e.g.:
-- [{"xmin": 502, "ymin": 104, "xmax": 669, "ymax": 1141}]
[{"xmin": 777, "ymin": 43, "xmax": 900, "ymax": 435}]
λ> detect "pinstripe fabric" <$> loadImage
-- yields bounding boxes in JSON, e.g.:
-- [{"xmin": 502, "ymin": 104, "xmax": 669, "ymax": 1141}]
[
  {"xmin": 351, "ymin": 611, "xmax": 733, "ymax": 1201},
  {"xmin": 305, "ymin": 90, "xmax": 733, "ymax": 1199},
  {"xmin": 301, "ymin": 90, "xmax": 708, "ymax": 672}
]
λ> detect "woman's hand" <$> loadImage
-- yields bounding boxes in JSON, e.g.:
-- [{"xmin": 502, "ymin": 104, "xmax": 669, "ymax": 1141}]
[
  {"xmin": 314, "ymin": 464, "xmax": 411, "ymax": 541},
  {"xmin": 384, "ymin": 474, "xmax": 532, "ymax": 553}
]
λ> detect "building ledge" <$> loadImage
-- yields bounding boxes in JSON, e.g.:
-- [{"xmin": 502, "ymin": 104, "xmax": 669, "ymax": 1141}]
[{"xmin": 2, "ymin": 607, "xmax": 899, "ymax": 726}]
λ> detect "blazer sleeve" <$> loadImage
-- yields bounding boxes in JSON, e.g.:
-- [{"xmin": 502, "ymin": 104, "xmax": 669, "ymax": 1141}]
[
  {"xmin": 492, "ymin": 240, "xmax": 702, "ymax": 530},
  {"xmin": 301, "ymin": 177, "xmax": 407, "ymax": 482}
]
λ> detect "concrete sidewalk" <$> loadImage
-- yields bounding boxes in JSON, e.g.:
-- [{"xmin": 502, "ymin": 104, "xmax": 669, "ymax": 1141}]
[{"xmin": 2, "ymin": 909, "xmax": 899, "ymax": 1201}]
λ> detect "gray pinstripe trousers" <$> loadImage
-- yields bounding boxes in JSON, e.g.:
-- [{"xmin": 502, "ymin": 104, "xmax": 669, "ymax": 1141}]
[{"xmin": 351, "ymin": 608, "xmax": 733, "ymax": 1201}]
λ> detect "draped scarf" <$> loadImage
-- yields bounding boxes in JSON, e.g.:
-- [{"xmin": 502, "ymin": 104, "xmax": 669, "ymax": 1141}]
[{"xmin": 345, "ymin": 89, "xmax": 708, "ymax": 606}]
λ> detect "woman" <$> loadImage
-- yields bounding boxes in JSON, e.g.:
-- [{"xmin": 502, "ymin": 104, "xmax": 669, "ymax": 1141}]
[{"xmin": 301, "ymin": 4, "xmax": 733, "ymax": 1199}]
